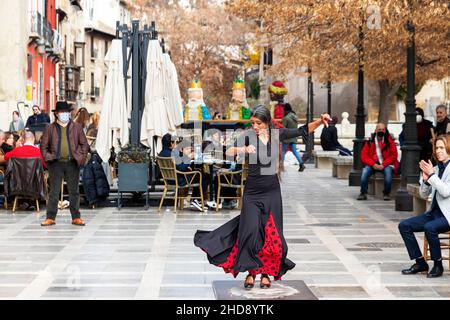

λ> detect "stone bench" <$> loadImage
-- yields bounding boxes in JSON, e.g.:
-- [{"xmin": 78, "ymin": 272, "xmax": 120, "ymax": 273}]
[
  {"xmin": 313, "ymin": 150, "xmax": 340, "ymax": 170},
  {"xmin": 331, "ymin": 156, "xmax": 353, "ymax": 179},
  {"xmin": 407, "ymin": 183, "xmax": 431, "ymax": 215},
  {"xmin": 368, "ymin": 172, "xmax": 401, "ymax": 199}
]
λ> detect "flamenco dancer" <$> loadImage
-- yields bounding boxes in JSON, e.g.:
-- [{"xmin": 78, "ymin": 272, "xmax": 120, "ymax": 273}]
[{"xmin": 194, "ymin": 105, "xmax": 330, "ymax": 289}]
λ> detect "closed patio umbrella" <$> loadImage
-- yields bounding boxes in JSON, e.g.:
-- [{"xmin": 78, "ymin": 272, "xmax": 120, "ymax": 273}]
[
  {"xmin": 162, "ymin": 52, "xmax": 183, "ymax": 128},
  {"xmin": 96, "ymin": 39, "xmax": 129, "ymax": 164},
  {"xmin": 140, "ymin": 40, "xmax": 175, "ymax": 152}
]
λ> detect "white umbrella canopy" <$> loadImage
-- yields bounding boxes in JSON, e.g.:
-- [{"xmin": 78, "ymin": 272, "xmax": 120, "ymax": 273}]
[
  {"xmin": 96, "ymin": 39, "xmax": 130, "ymax": 163},
  {"xmin": 162, "ymin": 53, "xmax": 184, "ymax": 128},
  {"xmin": 140, "ymin": 40, "xmax": 175, "ymax": 152}
]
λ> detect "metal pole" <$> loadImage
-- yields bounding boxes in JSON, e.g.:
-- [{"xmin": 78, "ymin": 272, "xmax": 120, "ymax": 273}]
[
  {"xmin": 395, "ymin": 21, "xmax": 420, "ymax": 211},
  {"xmin": 327, "ymin": 81, "xmax": 332, "ymax": 115},
  {"xmin": 130, "ymin": 20, "xmax": 140, "ymax": 146},
  {"xmin": 349, "ymin": 29, "xmax": 366, "ymax": 186},
  {"xmin": 305, "ymin": 68, "xmax": 314, "ymax": 164}
]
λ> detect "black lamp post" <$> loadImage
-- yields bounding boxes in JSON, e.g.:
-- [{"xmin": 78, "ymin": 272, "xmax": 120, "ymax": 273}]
[
  {"xmin": 327, "ymin": 81, "xmax": 332, "ymax": 115},
  {"xmin": 395, "ymin": 21, "xmax": 421, "ymax": 211},
  {"xmin": 349, "ymin": 29, "xmax": 366, "ymax": 186},
  {"xmin": 305, "ymin": 68, "xmax": 315, "ymax": 164}
]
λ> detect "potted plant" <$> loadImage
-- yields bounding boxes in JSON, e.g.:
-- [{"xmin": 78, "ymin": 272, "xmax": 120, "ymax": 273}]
[{"xmin": 116, "ymin": 142, "xmax": 151, "ymax": 208}]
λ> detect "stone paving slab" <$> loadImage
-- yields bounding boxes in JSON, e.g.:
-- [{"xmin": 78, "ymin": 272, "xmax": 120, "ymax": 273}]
[{"xmin": 0, "ymin": 164, "xmax": 448, "ymax": 299}]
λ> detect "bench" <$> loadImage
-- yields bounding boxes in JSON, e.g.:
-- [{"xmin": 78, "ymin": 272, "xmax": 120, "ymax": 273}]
[
  {"xmin": 331, "ymin": 156, "xmax": 353, "ymax": 179},
  {"xmin": 368, "ymin": 172, "xmax": 401, "ymax": 199},
  {"xmin": 407, "ymin": 183, "xmax": 431, "ymax": 215},
  {"xmin": 313, "ymin": 150, "xmax": 340, "ymax": 170}
]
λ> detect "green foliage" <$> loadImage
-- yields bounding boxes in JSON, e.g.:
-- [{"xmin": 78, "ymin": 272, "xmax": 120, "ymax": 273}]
[
  {"xmin": 395, "ymin": 82, "xmax": 425, "ymax": 102},
  {"xmin": 247, "ymin": 77, "xmax": 261, "ymax": 100},
  {"xmin": 117, "ymin": 142, "xmax": 150, "ymax": 163}
]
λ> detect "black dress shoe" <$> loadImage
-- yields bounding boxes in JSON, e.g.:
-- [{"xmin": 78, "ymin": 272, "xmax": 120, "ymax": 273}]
[
  {"xmin": 401, "ymin": 263, "xmax": 429, "ymax": 275},
  {"xmin": 427, "ymin": 264, "xmax": 444, "ymax": 278}
]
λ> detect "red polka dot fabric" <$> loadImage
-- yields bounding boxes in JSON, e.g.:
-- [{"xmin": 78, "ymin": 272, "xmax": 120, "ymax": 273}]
[{"xmin": 218, "ymin": 212, "xmax": 283, "ymax": 280}]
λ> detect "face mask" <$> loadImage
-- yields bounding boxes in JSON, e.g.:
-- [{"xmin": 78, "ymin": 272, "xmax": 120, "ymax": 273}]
[
  {"xmin": 58, "ymin": 112, "xmax": 70, "ymax": 123},
  {"xmin": 416, "ymin": 115, "xmax": 423, "ymax": 123},
  {"xmin": 376, "ymin": 131, "xmax": 385, "ymax": 138}
]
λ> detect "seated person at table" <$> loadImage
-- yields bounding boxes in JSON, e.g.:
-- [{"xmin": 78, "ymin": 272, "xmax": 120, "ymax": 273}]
[
  {"xmin": 158, "ymin": 133, "xmax": 177, "ymax": 158},
  {"xmin": 398, "ymin": 135, "xmax": 450, "ymax": 278},
  {"xmin": 175, "ymin": 144, "xmax": 207, "ymax": 212},
  {"xmin": 4, "ymin": 131, "xmax": 47, "ymax": 169}
]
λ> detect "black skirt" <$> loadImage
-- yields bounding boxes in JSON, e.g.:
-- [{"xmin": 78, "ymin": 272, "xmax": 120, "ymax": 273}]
[{"xmin": 194, "ymin": 174, "xmax": 295, "ymax": 280}]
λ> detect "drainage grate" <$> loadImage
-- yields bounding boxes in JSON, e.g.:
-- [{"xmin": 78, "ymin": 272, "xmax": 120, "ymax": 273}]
[
  {"xmin": 356, "ymin": 242, "xmax": 404, "ymax": 248},
  {"xmin": 286, "ymin": 239, "xmax": 310, "ymax": 244},
  {"xmin": 346, "ymin": 248, "xmax": 382, "ymax": 252},
  {"xmin": 306, "ymin": 223, "xmax": 352, "ymax": 227}
]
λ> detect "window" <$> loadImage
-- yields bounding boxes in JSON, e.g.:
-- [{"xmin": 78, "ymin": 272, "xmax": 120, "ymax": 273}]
[
  {"xmin": 91, "ymin": 72, "xmax": 94, "ymax": 94},
  {"xmin": 90, "ymin": 35, "xmax": 95, "ymax": 58},
  {"xmin": 105, "ymin": 40, "xmax": 108, "ymax": 57},
  {"xmin": 27, "ymin": 54, "xmax": 32, "ymax": 78}
]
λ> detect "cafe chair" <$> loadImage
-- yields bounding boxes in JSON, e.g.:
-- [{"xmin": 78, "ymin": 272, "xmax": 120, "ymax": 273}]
[
  {"xmin": 424, "ymin": 231, "xmax": 450, "ymax": 268},
  {"xmin": 156, "ymin": 156, "xmax": 204, "ymax": 213},
  {"xmin": 0, "ymin": 169, "xmax": 7, "ymax": 209},
  {"xmin": 4, "ymin": 157, "xmax": 46, "ymax": 212},
  {"xmin": 215, "ymin": 163, "xmax": 248, "ymax": 211}
]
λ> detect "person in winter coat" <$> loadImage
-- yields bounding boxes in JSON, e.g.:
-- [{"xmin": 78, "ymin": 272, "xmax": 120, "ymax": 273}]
[
  {"xmin": 281, "ymin": 103, "xmax": 305, "ymax": 172},
  {"xmin": 40, "ymin": 101, "xmax": 89, "ymax": 227},
  {"xmin": 82, "ymin": 151, "xmax": 110, "ymax": 205},
  {"xmin": 358, "ymin": 123, "xmax": 400, "ymax": 201},
  {"xmin": 320, "ymin": 116, "xmax": 352, "ymax": 156}
]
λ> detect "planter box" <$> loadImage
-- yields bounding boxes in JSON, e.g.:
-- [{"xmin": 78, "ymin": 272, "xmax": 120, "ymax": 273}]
[
  {"xmin": 117, "ymin": 162, "xmax": 149, "ymax": 209},
  {"xmin": 118, "ymin": 163, "xmax": 149, "ymax": 192}
]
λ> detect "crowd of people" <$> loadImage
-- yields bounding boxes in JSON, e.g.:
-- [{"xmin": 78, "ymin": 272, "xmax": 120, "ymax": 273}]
[{"xmin": 0, "ymin": 102, "xmax": 100, "ymax": 216}]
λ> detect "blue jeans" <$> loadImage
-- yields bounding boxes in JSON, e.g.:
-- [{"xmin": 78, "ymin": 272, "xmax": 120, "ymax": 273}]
[
  {"xmin": 360, "ymin": 165, "xmax": 393, "ymax": 195},
  {"xmin": 398, "ymin": 213, "xmax": 450, "ymax": 261},
  {"xmin": 335, "ymin": 145, "xmax": 352, "ymax": 156},
  {"xmin": 282, "ymin": 143, "xmax": 304, "ymax": 165}
]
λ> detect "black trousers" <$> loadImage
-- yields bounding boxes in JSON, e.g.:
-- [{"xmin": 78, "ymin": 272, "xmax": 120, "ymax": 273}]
[{"xmin": 47, "ymin": 160, "xmax": 81, "ymax": 220}]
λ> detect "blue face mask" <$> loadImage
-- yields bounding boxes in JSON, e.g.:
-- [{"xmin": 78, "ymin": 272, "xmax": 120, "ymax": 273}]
[{"xmin": 58, "ymin": 112, "xmax": 70, "ymax": 123}]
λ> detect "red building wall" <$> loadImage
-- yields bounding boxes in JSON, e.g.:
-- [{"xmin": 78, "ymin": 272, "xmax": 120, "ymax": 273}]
[{"xmin": 27, "ymin": 0, "xmax": 57, "ymax": 113}]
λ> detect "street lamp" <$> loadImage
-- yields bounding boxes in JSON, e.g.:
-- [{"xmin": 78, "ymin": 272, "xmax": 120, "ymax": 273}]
[
  {"xmin": 348, "ymin": 28, "xmax": 366, "ymax": 186},
  {"xmin": 395, "ymin": 20, "xmax": 420, "ymax": 211}
]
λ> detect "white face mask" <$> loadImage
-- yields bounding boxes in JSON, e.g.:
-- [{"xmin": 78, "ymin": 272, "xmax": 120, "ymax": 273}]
[
  {"xmin": 416, "ymin": 115, "xmax": 423, "ymax": 123},
  {"xmin": 58, "ymin": 112, "xmax": 70, "ymax": 123}
]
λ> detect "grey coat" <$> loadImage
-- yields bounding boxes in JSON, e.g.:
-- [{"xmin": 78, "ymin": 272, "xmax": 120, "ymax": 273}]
[{"xmin": 420, "ymin": 164, "xmax": 450, "ymax": 224}]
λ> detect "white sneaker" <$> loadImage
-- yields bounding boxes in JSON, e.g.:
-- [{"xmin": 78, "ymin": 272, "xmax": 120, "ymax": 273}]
[
  {"xmin": 190, "ymin": 200, "xmax": 204, "ymax": 212},
  {"xmin": 206, "ymin": 201, "xmax": 222, "ymax": 209}
]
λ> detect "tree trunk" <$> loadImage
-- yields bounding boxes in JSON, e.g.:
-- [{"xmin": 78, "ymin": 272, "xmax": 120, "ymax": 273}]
[{"xmin": 378, "ymin": 80, "xmax": 400, "ymax": 124}]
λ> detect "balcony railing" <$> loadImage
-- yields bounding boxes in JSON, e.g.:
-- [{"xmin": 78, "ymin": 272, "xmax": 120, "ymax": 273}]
[{"xmin": 30, "ymin": 10, "xmax": 65, "ymax": 56}]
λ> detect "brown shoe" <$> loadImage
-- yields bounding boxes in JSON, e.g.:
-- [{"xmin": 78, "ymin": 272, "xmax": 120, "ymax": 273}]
[
  {"xmin": 72, "ymin": 218, "xmax": 85, "ymax": 226},
  {"xmin": 41, "ymin": 219, "xmax": 55, "ymax": 227}
]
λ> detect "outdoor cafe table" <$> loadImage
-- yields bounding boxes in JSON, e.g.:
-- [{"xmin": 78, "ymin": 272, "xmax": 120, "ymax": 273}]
[{"xmin": 193, "ymin": 158, "xmax": 232, "ymax": 202}]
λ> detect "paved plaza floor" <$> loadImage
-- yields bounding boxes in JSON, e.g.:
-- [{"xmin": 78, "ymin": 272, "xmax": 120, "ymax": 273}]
[{"xmin": 0, "ymin": 164, "xmax": 448, "ymax": 300}]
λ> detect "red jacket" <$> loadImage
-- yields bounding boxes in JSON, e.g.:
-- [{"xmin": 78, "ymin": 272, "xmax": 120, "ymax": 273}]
[
  {"xmin": 4, "ymin": 145, "xmax": 47, "ymax": 169},
  {"xmin": 361, "ymin": 135, "xmax": 399, "ymax": 174}
]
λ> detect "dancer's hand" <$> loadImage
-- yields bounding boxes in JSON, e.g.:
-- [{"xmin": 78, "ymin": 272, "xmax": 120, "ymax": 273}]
[
  {"xmin": 321, "ymin": 113, "xmax": 331, "ymax": 128},
  {"xmin": 241, "ymin": 145, "xmax": 256, "ymax": 154}
]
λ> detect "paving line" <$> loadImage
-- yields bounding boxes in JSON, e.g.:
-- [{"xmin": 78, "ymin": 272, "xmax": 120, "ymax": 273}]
[{"xmin": 134, "ymin": 211, "xmax": 176, "ymax": 299}]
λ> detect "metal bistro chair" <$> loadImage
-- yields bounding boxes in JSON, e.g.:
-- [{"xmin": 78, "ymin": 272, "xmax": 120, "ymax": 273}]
[
  {"xmin": 156, "ymin": 156, "xmax": 204, "ymax": 213},
  {"xmin": 424, "ymin": 231, "xmax": 450, "ymax": 268},
  {"xmin": 215, "ymin": 162, "xmax": 248, "ymax": 212},
  {"xmin": 0, "ymin": 169, "xmax": 6, "ymax": 209}
]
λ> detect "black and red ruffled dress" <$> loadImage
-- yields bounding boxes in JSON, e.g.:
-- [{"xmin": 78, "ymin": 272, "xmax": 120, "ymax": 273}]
[{"xmin": 194, "ymin": 125, "xmax": 308, "ymax": 280}]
